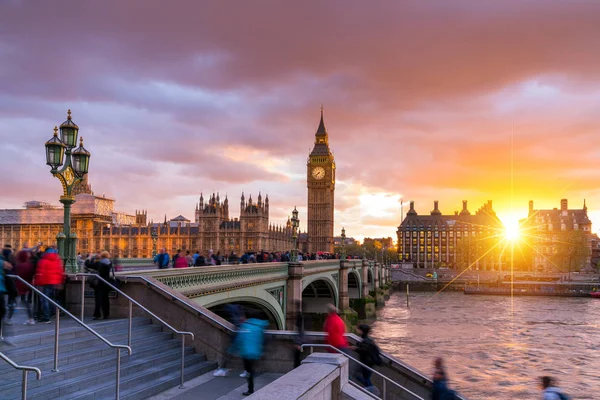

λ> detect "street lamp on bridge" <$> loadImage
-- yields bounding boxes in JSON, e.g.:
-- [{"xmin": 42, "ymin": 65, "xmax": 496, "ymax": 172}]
[
  {"xmin": 44, "ymin": 110, "xmax": 91, "ymax": 273},
  {"xmin": 291, "ymin": 207, "xmax": 299, "ymax": 262},
  {"xmin": 340, "ymin": 227, "xmax": 346, "ymax": 260},
  {"xmin": 151, "ymin": 228, "xmax": 158, "ymax": 257}
]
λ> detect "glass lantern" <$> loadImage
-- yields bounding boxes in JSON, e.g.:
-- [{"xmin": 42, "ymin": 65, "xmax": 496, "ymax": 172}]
[
  {"xmin": 45, "ymin": 127, "xmax": 66, "ymax": 169},
  {"xmin": 59, "ymin": 109, "xmax": 79, "ymax": 148},
  {"xmin": 71, "ymin": 137, "xmax": 91, "ymax": 177}
]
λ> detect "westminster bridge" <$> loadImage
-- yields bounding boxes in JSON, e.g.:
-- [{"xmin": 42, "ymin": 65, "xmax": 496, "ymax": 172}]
[{"xmin": 114, "ymin": 259, "xmax": 392, "ymax": 329}]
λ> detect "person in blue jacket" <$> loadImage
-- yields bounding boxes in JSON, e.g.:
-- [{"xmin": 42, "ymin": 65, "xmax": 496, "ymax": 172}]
[{"xmin": 235, "ymin": 309, "xmax": 269, "ymax": 396}]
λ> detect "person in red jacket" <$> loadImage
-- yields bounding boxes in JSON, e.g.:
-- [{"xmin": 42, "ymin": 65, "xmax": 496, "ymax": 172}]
[
  {"xmin": 174, "ymin": 250, "xmax": 189, "ymax": 268},
  {"xmin": 35, "ymin": 247, "xmax": 65, "ymax": 323},
  {"xmin": 324, "ymin": 303, "xmax": 349, "ymax": 353}
]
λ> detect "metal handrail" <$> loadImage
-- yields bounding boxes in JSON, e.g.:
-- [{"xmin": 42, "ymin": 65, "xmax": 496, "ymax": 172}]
[
  {"xmin": 121, "ymin": 275, "xmax": 237, "ymax": 333},
  {"xmin": 0, "ymin": 352, "xmax": 41, "ymax": 400},
  {"xmin": 75, "ymin": 273, "xmax": 195, "ymax": 389},
  {"xmin": 300, "ymin": 344, "xmax": 424, "ymax": 400},
  {"xmin": 7, "ymin": 275, "xmax": 131, "ymax": 400}
]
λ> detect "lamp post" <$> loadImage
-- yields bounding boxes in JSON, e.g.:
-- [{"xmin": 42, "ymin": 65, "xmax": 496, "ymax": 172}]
[
  {"xmin": 340, "ymin": 227, "xmax": 346, "ymax": 260},
  {"xmin": 291, "ymin": 207, "xmax": 299, "ymax": 262},
  {"xmin": 151, "ymin": 228, "xmax": 158, "ymax": 258},
  {"xmin": 44, "ymin": 110, "xmax": 91, "ymax": 273}
]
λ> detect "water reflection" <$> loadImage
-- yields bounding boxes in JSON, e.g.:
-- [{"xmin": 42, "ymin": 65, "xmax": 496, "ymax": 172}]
[{"xmin": 371, "ymin": 292, "xmax": 600, "ymax": 399}]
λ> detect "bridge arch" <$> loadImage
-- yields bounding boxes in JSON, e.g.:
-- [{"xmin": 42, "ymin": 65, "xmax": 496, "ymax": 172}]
[
  {"xmin": 204, "ymin": 296, "xmax": 284, "ymax": 330},
  {"xmin": 367, "ymin": 268, "xmax": 375, "ymax": 292},
  {"xmin": 348, "ymin": 269, "xmax": 361, "ymax": 299},
  {"xmin": 302, "ymin": 276, "xmax": 338, "ymax": 314}
]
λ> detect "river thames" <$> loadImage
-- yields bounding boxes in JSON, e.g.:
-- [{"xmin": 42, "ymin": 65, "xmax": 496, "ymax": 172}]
[{"xmin": 371, "ymin": 291, "xmax": 600, "ymax": 399}]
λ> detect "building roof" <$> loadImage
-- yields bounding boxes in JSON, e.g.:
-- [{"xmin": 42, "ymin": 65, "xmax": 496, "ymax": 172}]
[
  {"xmin": 525, "ymin": 200, "xmax": 591, "ymax": 231},
  {"xmin": 399, "ymin": 200, "xmax": 502, "ymax": 230}
]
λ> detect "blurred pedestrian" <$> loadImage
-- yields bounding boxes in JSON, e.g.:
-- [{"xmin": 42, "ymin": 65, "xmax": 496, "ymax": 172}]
[
  {"xmin": 431, "ymin": 357, "xmax": 457, "ymax": 400},
  {"xmin": 236, "ymin": 309, "xmax": 268, "ymax": 396},
  {"xmin": 154, "ymin": 248, "xmax": 170, "ymax": 269},
  {"xmin": 2, "ymin": 245, "xmax": 18, "ymax": 322},
  {"xmin": 293, "ymin": 300, "xmax": 305, "ymax": 368},
  {"xmin": 89, "ymin": 251, "xmax": 112, "ymax": 320},
  {"xmin": 353, "ymin": 324, "xmax": 382, "ymax": 390},
  {"xmin": 174, "ymin": 250, "xmax": 188, "ymax": 268},
  {"xmin": 324, "ymin": 303, "xmax": 348, "ymax": 353},
  {"xmin": 0, "ymin": 257, "xmax": 15, "ymax": 345},
  {"xmin": 540, "ymin": 376, "xmax": 569, "ymax": 400},
  {"xmin": 34, "ymin": 246, "xmax": 65, "ymax": 324},
  {"xmin": 12, "ymin": 244, "xmax": 37, "ymax": 325},
  {"xmin": 213, "ymin": 303, "xmax": 245, "ymax": 377}
]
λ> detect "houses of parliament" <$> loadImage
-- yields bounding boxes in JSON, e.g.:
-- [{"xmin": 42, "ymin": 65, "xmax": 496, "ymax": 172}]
[{"xmin": 0, "ymin": 110, "xmax": 336, "ymax": 257}]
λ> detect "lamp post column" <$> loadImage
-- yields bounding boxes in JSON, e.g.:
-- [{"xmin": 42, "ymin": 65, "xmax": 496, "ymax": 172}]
[{"xmin": 60, "ymin": 197, "xmax": 77, "ymax": 272}]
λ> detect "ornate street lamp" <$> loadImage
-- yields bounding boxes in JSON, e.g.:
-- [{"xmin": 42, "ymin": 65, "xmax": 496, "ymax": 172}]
[
  {"xmin": 151, "ymin": 228, "xmax": 158, "ymax": 257},
  {"xmin": 291, "ymin": 206, "xmax": 299, "ymax": 262},
  {"xmin": 340, "ymin": 227, "xmax": 346, "ymax": 260},
  {"xmin": 44, "ymin": 110, "xmax": 92, "ymax": 273}
]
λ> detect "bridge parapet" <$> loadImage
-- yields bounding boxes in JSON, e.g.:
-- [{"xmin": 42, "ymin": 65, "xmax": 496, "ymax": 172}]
[{"xmin": 126, "ymin": 263, "xmax": 289, "ymax": 298}]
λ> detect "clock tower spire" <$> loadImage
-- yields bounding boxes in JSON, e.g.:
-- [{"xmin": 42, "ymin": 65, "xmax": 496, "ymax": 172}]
[{"xmin": 307, "ymin": 106, "xmax": 335, "ymax": 254}]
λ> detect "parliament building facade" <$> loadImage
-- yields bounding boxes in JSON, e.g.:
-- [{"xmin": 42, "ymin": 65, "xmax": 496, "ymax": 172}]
[{"xmin": 0, "ymin": 109, "xmax": 336, "ymax": 258}]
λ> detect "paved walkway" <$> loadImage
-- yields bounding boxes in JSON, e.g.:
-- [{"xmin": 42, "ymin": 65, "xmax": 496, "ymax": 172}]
[{"xmin": 149, "ymin": 370, "xmax": 283, "ymax": 400}]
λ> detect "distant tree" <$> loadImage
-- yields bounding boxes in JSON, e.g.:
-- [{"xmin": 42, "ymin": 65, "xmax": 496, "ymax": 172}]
[{"xmin": 549, "ymin": 230, "xmax": 590, "ymax": 273}]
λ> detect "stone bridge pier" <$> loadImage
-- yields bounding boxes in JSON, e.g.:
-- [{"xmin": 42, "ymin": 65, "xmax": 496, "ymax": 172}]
[{"xmin": 122, "ymin": 259, "xmax": 393, "ymax": 330}]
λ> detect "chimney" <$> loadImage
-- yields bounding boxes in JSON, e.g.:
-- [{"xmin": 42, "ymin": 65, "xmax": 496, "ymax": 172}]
[
  {"xmin": 529, "ymin": 200, "xmax": 534, "ymax": 215},
  {"xmin": 560, "ymin": 199, "xmax": 568, "ymax": 211},
  {"xmin": 431, "ymin": 200, "xmax": 441, "ymax": 215},
  {"xmin": 407, "ymin": 201, "xmax": 417, "ymax": 216},
  {"xmin": 462, "ymin": 200, "xmax": 467, "ymax": 211}
]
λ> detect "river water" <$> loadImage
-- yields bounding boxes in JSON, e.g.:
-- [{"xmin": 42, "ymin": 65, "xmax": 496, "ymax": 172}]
[{"xmin": 371, "ymin": 292, "xmax": 600, "ymax": 399}]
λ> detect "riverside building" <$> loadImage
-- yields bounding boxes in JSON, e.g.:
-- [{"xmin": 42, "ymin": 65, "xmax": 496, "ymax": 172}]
[
  {"xmin": 397, "ymin": 200, "xmax": 505, "ymax": 270},
  {"xmin": 0, "ymin": 190, "xmax": 296, "ymax": 258}
]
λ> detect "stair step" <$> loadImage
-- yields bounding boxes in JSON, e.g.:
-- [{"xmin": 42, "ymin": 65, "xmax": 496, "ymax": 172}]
[
  {"xmin": 19, "ymin": 347, "xmax": 202, "ymax": 399},
  {"xmin": 0, "ymin": 316, "xmax": 212, "ymax": 400},
  {"xmin": 5, "ymin": 317, "xmax": 152, "ymax": 348},
  {"xmin": 58, "ymin": 356, "xmax": 215, "ymax": 400},
  {"xmin": 0, "ymin": 336, "xmax": 188, "ymax": 395},
  {"xmin": 2, "ymin": 323, "xmax": 165, "ymax": 364}
]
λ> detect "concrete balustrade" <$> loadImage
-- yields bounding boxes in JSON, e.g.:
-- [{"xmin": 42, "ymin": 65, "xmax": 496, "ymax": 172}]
[{"xmin": 246, "ymin": 353, "xmax": 352, "ymax": 400}]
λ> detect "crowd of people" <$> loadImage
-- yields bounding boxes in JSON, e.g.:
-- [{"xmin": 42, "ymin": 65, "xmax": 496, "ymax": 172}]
[
  {"xmin": 151, "ymin": 247, "xmax": 356, "ymax": 269},
  {"xmin": 0, "ymin": 242, "xmax": 66, "ymax": 344}
]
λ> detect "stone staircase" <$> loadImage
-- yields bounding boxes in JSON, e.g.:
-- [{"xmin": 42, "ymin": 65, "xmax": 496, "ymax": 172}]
[{"xmin": 0, "ymin": 317, "xmax": 216, "ymax": 400}]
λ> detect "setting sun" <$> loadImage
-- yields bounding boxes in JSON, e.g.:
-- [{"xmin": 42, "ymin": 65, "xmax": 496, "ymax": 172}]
[{"xmin": 503, "ymin": 218, "xmax": 521, "ymax": 241}]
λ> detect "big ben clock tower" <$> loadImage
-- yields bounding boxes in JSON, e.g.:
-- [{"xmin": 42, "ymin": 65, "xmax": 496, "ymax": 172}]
[{"xmin": 307, "ymin": 107, "xmax": 335, "ymax": 254}]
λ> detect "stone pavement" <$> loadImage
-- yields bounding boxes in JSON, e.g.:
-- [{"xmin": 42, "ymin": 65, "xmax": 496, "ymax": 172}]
[{"xmin": 148, "ymin": 370, "xmax": 283, "ymax": 400}]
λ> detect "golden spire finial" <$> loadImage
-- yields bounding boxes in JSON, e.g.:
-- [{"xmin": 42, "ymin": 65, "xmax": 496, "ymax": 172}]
[
  {"xmin": 320, "ymin": 104, "xmax": 324, "ymax": 116},
  {"xmin": 79, "ymin": 137, "xmax": 84, "ymax": 146},
  {"xmin": 67, "ymin": 109, "xmax": 72, "ymax": 120},
  {"xmin": 53, "ymin": 126, "xmax": 58, "ymax": 136}
]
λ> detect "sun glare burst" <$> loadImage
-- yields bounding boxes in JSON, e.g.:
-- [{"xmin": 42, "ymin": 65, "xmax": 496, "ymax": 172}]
[{"xmin": 504, "ymin": 218, "xmax": 521, "ymax": 241}]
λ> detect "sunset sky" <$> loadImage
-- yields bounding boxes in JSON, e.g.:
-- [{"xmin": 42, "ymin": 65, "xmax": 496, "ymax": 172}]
[{"xmin": 2, "ymin": 1, "xmax": 600, "ymax": 242}]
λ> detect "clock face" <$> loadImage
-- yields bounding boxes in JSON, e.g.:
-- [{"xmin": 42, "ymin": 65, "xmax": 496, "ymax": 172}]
[{"xmin": 312, "ymin": 166, "xmax": 326, "ymax": 180}]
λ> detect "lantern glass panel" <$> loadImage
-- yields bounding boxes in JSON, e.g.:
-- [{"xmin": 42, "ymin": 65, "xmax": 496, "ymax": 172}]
[
  {"xmin": 72, "ymin": 152, "xmax": 90, "ymax": 176},
  {"xmin": 45, "ymin": 142, "xmax": 64, "ymax": 167},
  {"xmin": 60, "ymin": 127, "xmax": 78, "ymax": 148}
]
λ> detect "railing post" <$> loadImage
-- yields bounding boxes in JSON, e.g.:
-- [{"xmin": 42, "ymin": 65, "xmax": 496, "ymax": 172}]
[
  {"xmin": 179, "ymin": 334, "xmax": 186, "ymax": 389},
  {"xmin": 128, "ymin": 301, "xmax": 133, "ymax": 350},
  {"xmin": 80, "ymin": 275, "xmax": 85, "ymax": 322},
  {"xmin": 21, "ymin": 370, "xmax": 27, "ymax": 400},
  {"xmin": 52, "ymin": 311, "xmax": 60, "ymax": 372},
  {"xmin": 383, "ymin": 379, "xmax": 387, "ymax": 399},
  {"xmin": 116, "ymin": 348, "xmax": 121, "ymax": 400}
]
